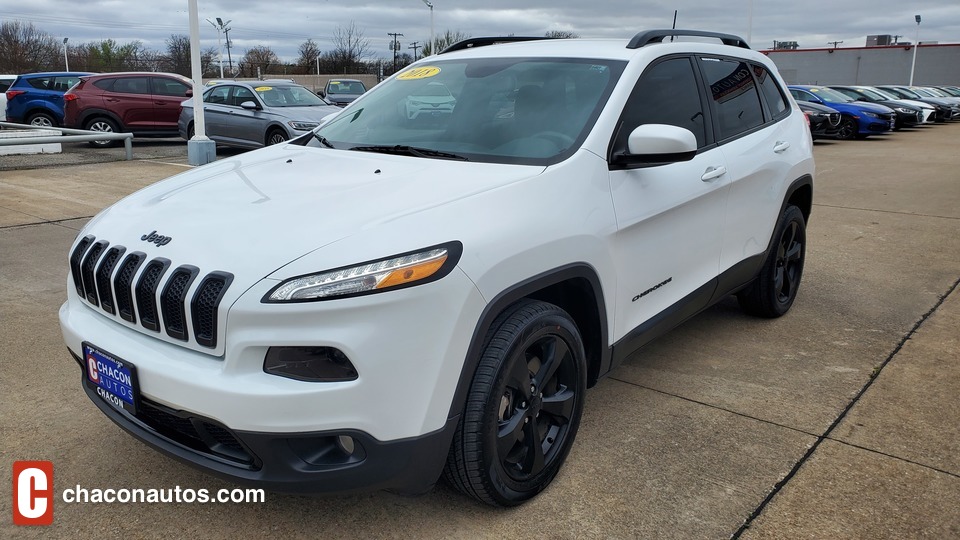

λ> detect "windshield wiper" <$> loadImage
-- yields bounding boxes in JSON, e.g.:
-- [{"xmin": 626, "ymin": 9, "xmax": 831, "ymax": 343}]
[
  {"xmin": 312, "ymin": 133, "xmax": 335, "ymax": 148},
  {"xmin": 349, "ymin": 145, "xmax": 468, "ymax": 161}
]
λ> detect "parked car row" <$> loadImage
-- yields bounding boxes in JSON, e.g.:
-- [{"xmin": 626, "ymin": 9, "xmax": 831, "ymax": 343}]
[
  {"xmin": 789, "ymin": 84, "xmax": 960, "ymax": 140},
  {"xmin": 2, "ymin": 71, "xmax": 347, "ymax": 149}
]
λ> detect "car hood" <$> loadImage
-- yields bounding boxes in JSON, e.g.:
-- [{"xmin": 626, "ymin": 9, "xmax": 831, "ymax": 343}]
[
  {"xmin": 267, "ymin": 105, "xmax": 342, "ymax": 122},
  {"xmin": 81, "ymin": 144, "xmax": 544, "ymax": 287}
]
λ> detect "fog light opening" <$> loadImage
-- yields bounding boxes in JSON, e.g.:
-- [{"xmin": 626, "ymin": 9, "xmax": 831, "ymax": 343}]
[{"xmin": 337, "ymin": 435, "xmax": 356, "ymax": 456}]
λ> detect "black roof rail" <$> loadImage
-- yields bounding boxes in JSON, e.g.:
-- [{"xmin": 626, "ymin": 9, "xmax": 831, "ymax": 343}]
[
  {"xmin": 440, "ymin": 36, "xmax": 556, "ymax": 54},
  {"xmin": 627, "ymin": 29, "xmax": 750, "ymax": 50}
]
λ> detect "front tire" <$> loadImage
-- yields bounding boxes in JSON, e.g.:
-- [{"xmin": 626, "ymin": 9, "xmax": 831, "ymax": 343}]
[
  {"xmin": 444, "ymin": 300, "xmax": 587, "ymax": 506},
  {"xmin": 835, "ymin": 116, "xmax": 858, "ymax": 140},
  {"xmin": 266, "ymin": 128, "xmax": 288, "ymax": 146},
  {"xmin": 738, "ymin": 205, "xmax": 806, "ymax": 318}
]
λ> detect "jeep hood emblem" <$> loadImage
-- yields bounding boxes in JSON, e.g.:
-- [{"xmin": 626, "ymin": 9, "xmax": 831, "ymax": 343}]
[{"xmin": 141, "ymin": 230, "xmax": 172, "ymax": 246}]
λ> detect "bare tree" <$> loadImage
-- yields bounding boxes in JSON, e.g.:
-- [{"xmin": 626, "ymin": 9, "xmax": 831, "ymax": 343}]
[
  {"xmin": 163, "ymin": 34, "xmax": 191, "ymax": 76},
  {"xmin": 0, "ymin": 21, "xmax": 61, "ymax": 72},
  {"xmin": 296, "ymin": 39, "xmax": 322, "ymax": 75},
  {"xmin": 545, "ymin": 30, "xmax": 580, "ymax": 39},
  {"xmin": 239, "ymin": 45, "xmax": 280, "ymax": 77},
  {"xmin": 331, "ymin": 21, "xmax": 371, "ymax": 74},
  {"xmin": 420, "ymin": 30, "xmax": 470, "ymax": 57}
]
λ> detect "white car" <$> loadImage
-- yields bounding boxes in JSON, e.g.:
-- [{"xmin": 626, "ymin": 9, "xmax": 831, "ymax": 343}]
[
  {"xmin": 0, "ymin": 74, "xmax": 18, "ymax": 122},
  {"xmin": 403, "ymin": 81, "xmax": 456, "ymax": 120},
  {"xmin": 60, "ymin": 30, "xmax": 814, "ymax": 507}
]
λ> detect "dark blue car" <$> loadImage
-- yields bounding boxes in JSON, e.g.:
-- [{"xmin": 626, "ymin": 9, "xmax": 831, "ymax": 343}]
[
  {"xmin": 789, "ymin": 85, "xmax": 895, "ymax": 140},
  {"xmin": 4, "ymin": 72, "xmax": 93, "ymax": 127}
]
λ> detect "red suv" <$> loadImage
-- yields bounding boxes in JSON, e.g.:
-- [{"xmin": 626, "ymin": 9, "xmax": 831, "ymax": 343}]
[{"xmin": 63, "ymin": 72, "xmax": 191, "ymax": 146}]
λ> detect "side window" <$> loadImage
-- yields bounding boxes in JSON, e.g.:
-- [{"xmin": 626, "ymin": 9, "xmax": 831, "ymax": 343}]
[
  {"xmin": 93, "ymin": 79, "xmax": 116, "ymax": 91},
  {"xmin": 700, "ymin": 58, "xmax": 764, "ymax": 140},
  {"xmin": 28, "ymin": 77, "xmax": 52, "ymax": 90},
  {"xmin": 53, "ymin": 76, "xmax": 81, "ymax": 92},
  {"xmin": 790, "ymin": 89, "xmax": 814, "ymax": 103},
  {"xmin": 111, "ymin": 77, "xmax": 150, "ymax": 95},
  {"xmin": 152, "ymin": 78, "xmax": 189, "ymax": 97},
  {"xmin": 752, "ymin": 64, "xmax": 789, "ymax": 121},
  {"xmin": 231, "ymin": 87, "xmax": 256, "ymax": 107},
  {"xmin": 205, "ymin": 85, "xmax": 231, "ymax": 104},
  {"xmin": 615, "ymin": 56, "xmax": 707, "ymax": 151},
  {"xmin": 833, "ymin": 88, "xmax": 858, "ymax": 100}
]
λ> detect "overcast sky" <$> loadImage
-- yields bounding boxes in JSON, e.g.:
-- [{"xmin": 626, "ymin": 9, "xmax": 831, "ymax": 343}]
[{"xmin": 2, "ymin": 1, "xmax": 958, "ymax": 63}]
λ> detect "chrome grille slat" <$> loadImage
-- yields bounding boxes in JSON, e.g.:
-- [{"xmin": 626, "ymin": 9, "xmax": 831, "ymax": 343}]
[
  {"xmin": 70, "ymin": 236, "xmax": 95, "ymax": 297},
  {"xmin": 81, "ymin": 241, "xmax": 108, "ymax": 306}
]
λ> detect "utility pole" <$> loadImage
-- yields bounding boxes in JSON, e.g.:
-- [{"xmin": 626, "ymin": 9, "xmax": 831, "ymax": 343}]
[
  {"xmin": 827, "ymin": 40, "xmax": 843, "ymax": 49},
  {"xmin": 388, "ymin": 32, "xmax": 403, "ymax": 73},
  {"xmin": 409, "ymin": 41, "xmax": 420, "ymax": 61},
  {"xmin": 892, "ymin": 34, "xmax": 903, "ymax": 45},
  {"xmin": 222, "ymin": 22, "xmax": 234, "ymax": 76},
  {"xmin": 206, "ymin": 18, "xmax": 229, "ymax": 78}
]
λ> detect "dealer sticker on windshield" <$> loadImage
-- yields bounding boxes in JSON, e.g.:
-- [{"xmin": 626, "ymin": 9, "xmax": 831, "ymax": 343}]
[
  {"xmin": 83, "ymin": 342, "xmax": 139, "ymax": 415},
  {"xmin": 397, "ymin": 66, "xmax": 441, "ymax": 80}
]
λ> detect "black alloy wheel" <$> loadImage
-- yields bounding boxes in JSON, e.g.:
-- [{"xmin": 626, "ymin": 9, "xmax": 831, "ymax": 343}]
[
  {"xmin": 835, "ymin": 116, "xmax": 858, "ymax": 140},
  {"xmin": 444, "ymin": 300, "xmax": 586, "ymax": 506},
  {"xmin": 738, "ymin": 204, "xmax": 806, "ymax": 318}
]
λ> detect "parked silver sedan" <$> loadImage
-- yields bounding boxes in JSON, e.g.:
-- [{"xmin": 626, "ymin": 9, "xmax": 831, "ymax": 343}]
[{"xmin": 178, "ymin": 80, "xmax": 341, "ymax": 148}]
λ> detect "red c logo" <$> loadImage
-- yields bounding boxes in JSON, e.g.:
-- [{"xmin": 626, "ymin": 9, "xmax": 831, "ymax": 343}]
[
  {"xmin": 87, "ymin": 355, "xmax": 99, "ymax": 383},
  {"xmin": 12, "ymin": 461, "xmax": 54, "ymax": 526}
]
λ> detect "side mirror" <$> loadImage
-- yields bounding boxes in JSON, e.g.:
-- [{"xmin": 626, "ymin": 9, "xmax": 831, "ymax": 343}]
[
  {"xmin": 185, "ymin": 89, "xmax": 193, "ymax": 97},
  {"xmin": 240, "ymin": 100, "xmax": 260, "ymax": 110},
  {"xmin": 856, "ymin": 96, "xmax": 867, "ymax": 102},
  {"xmin": 317, "ymin": 90, "xmax": 325, "ymax": 98},
  {"xmin": 612, "ymin": 124, "xmax": 697, "ymax": 167}
]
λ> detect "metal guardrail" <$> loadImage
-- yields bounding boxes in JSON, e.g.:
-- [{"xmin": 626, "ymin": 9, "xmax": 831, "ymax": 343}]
[{"xmin": 0, "ymin": 122, "xmax": 134, "ymax": 160}]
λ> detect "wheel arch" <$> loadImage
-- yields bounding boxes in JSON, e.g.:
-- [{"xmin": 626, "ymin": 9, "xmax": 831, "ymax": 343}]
[
  {"xmin": 79, "ymin": 109, "xmax": 124, "ymax": 131},
  {"xmin": 447, "ymin": 263, "xmax": 610, "ymax": 421},
  {"xmin": 264, "ymin": 123, "xmax": 290, "ymax": 144},
  {"xmin": 23, "ymin": 105, "xmax": 60, "ymax": 125}
]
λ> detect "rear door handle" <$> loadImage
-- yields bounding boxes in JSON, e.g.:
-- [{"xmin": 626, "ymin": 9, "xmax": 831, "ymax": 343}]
[
  {"xmin": 701, "ymin": 166, "xmax": 727, "ymax": 182},
  {"xmin": 773, "ymin": 141, "xmax": 790, "ymax": 153}
]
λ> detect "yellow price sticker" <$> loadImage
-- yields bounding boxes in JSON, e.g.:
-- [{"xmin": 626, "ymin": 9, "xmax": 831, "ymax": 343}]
[
  {"xmin": 397, "ymin": 66, "xmax": 441, "ymax": 80},
  {"xmin": 254, "ymin": 86, "xmax": 273, "ymax": 92}
]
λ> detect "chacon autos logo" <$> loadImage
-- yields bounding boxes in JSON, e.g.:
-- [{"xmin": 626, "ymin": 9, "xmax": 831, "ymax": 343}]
[
  {"xmin": 141, "ymin": 230, "xmax": 172, "ymax": 247},
  {"xmin": 13, "ymin": 461, "xmax": 54, "ymax": 526}
]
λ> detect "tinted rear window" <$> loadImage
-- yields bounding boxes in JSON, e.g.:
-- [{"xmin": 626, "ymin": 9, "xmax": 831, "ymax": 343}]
[{"xmin": 700, "ymin": 58, "xmax": 764, "ymax": 140}]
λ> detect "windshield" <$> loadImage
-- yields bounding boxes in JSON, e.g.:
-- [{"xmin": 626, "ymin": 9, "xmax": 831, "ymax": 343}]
[
  {"xmin": 255, "ymin": 85, "xmax": 328, "ymax": 107},
  {"xmin": 310, "ymin": 57, "xmax": 626, "ymax": 165},
  {"xmin": 870, "ymin": 87, "xmax": 900, "ymax": 100},
  {"xmin": 810, "ymin": 86, "xmax": 853, "ymax": 103},
  {"xmin": 890, "ymin": 87, "xmax": 920, "ymax": 99},
  {"xmin": 856, "ymin": 87, "xmax": 889, "ymax": 101},
  {"xmin": 327, "ymin": 81, "xmax": 366, "ymax": 95},
  {"xmin": 922, "ymin": 88, "xmax": 947, "ymax": 97},
  {"xmin": 910, "ymin": 87, "xmax": 936, "ymax": 97}
]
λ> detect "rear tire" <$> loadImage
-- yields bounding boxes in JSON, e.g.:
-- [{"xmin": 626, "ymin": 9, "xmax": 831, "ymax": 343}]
[
  {"xmin": 738, "ymin": 205, "xmax": 806, "ymax": 318},
  {"xmin": 443, "ymin": 300, "xmax": 586, "ymax": 507},
  {"xmin": 85, "ymin": 117, "xmax": 121, "ymax": 148},
  {"xmin": 27, "ymin": 112, "xmax": 56, "ymax": 128}
]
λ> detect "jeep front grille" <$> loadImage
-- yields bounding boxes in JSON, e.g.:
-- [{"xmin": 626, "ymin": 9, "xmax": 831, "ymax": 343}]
[{"xmin": 69, "ymin": 236, "xmax": 232, "ymax": 350}]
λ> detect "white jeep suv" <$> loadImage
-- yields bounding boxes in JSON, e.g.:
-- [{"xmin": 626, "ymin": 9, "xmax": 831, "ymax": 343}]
[{"xmin": 60, "ymin": 30, "xmax": 814, "ymax": 507}]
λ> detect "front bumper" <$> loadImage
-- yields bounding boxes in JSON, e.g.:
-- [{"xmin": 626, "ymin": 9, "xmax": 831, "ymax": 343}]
[
  {"xmin": 71, "ymin": 349, "xmax": 458, "ymax": 494},
  {"xmin": 60, "ymin": 265, "xmax": 486, "ymax": 493}
]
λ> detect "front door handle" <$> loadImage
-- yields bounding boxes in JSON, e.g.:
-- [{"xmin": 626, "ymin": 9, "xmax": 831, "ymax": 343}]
[
  {"xmin": 773, "ymin": 140, "xmax": 791, "ymax": 153},
  {"xmin": 701, "ymin": 166, "xmax": 727, "ymax": 182}
]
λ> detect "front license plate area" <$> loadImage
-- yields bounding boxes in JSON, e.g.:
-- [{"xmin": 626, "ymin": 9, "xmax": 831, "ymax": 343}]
[{"xmin": 83, "ymin": 342, "xmax": 139, "ymax": 415}]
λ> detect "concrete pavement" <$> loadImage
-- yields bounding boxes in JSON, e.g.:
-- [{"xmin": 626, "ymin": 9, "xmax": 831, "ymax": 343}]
[{"xmin": 1, "ymin": 125, "xmax": 958, "ymax": 538}]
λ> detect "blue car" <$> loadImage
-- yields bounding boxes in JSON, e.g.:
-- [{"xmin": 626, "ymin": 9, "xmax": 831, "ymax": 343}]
[
  {"xmin": 4, "ymin": 72, "xmax": 93, "ymax": 127},
  {"xmin": 788, "ymin": 85, "xmax": 895, "ymax": 140}
]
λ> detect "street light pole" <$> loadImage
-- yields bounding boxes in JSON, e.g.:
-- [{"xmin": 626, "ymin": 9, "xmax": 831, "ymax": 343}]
[
  {"xmin": 422, "ymin": 0, "xmax": 434, "ymax": 55},
  {"xmin": 63, "ymin": 38, "xmax": 69, "ymax": 71},
  {"xmin": 909, "ymin": 14, "xmax": 921, "ymax": 85}
]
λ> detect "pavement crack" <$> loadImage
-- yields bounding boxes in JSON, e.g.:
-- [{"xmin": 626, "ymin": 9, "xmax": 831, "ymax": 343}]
[
  {"xmin": 812, "ymin": 203, "xmax": 960, "ymax": 220},
  {"xmin": 607, "ymin": 377, "xmax": 821, "ymax": 439},
  {"xmin": 0, "ymin": 215, "xmax": 94, "ymax": 230},
  {"xmin": 820, "ymin": 438, "xmax": 960, "ymax": 480},
  {"xmin": 729, "ymin": 274, "xmax": 960, "ymax": 539}
]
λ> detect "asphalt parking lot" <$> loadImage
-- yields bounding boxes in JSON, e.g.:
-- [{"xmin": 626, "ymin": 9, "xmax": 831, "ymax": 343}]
[{"xmin": 1, "ymin": 126, "xmax": 959, "ymax": 538}]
